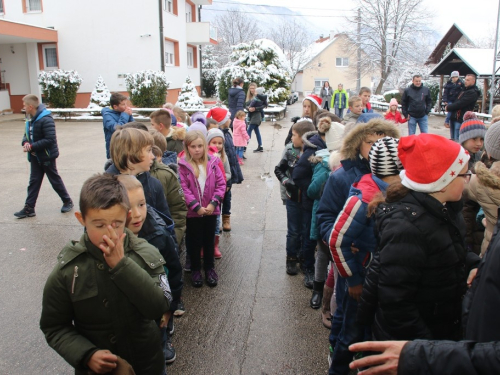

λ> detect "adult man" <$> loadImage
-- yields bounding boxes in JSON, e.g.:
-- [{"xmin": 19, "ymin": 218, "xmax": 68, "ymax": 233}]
[
  {"xmin": 401, "ymin": 75, "xmax": 432, "ymax": 135},
  {"xmin": 446, "ymin": 74, "xmax": 480, "ymax": 142},
  {"xmin": 443, "ymin": 71, "xmax": 464, "ymax": 133},
  {"xmin": 331, "ymin": 83, "xmax": 349, "ymax": 119},
  {"xmin": 14, "ymin": 95, "xmax": 73, "ymax": 218}
]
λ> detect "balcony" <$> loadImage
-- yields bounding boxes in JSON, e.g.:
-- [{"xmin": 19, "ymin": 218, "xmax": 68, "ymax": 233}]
[
  {"xmin": 186, "ymin": 22, "xmax": 217, "ymax": 45},
  {"xmin": 190, "ymin": 0, "xmax": 212, "ymax": 4}
]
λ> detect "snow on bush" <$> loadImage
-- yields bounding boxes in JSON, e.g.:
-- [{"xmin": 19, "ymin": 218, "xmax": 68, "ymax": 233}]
[
  {"xmin": 125, "ymin": 70, "xmax": 171, "ymax": 108},
  {"xmin": 176, "ymin": 76, "xmax": 205, "ymax": 110},
  {"xmin": 217, "ymin": 39, "xmax": 292, "ymax": 104},
  {"xmin": 201, "ymin": 45, "xmax": 219, "ymax": 98},
  {"xmin": 38, "ymin": 70, "xmax": 82, "ymax": 108},
  {"xmin": 89, "ymin": 75, "xmax": 111, "ymax": 108}
]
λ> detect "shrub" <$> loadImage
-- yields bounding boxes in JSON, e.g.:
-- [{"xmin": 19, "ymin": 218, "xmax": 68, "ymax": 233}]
[
  {"xmin": 125, "ymin": 70, "xmax": 171, "ymax": 108},
  {"xmin": 38, "ymin": 70, "xmax": 82, "ymax": 108},
  {"xmin": 176, "ymin": 76, "xmax": 205, "ymax": 110},
  {"xmin": 383, "ymin": 90, "xmax": 402, "ymax": 104}
]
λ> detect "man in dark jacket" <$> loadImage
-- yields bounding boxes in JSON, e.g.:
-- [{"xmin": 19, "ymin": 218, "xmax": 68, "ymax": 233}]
[
  {"xmin": 15, "ymin": 95, "xmax": 73, "ymax": 218},
  {"xmin": 446, "ymin": 74, "xmax": 480, "ymax": 142},
  {"xmin": 401, "ymin": 75, "xmax": 432, "ymax": 135},
  {"xmin": 442, "ymin": 71, "xmax": 464, "ymax": 130}
]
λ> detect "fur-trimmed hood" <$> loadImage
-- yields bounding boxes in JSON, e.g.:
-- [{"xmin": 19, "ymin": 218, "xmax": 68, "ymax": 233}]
[
  {"xmin": 302, "ymin": 131, "xmax": 326, "ymax": 151},
  {"xmin": 167, "ymin": 126, "xmax": 186, "ymax": 141},
  {"xmin": 475, "ymin": 161, "xmax": 500, "ymax": 190},
  {"xmin": 341, "ymin": 118, "xmax": 400, "ymax": 160}
]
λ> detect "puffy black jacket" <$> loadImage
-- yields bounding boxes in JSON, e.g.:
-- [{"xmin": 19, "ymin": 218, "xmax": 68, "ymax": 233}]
[
  {"xmin": 442, "ymin": 78, "xmax": 464, "ymax": 103},
  {"xmin": 222, "ymin": 128, "xmax": 243, "ymax": 185},
  {"xmin": 228, "ymin": 87, "xmax": 246, "ymax": 119},
  {"xmin": 446, "ymin": 85, "xmax": 480, "ymax": 122},
  {"xmin": 358, "ymin": 190, "xmax": 480, "ymax": 341},
  {"xmin": 401, "ymin": 84, "xmax": 432, "ymax": 118},
  {"xmin": 22, "ymin": 104, "xmax": 59, "ymax": 162}
]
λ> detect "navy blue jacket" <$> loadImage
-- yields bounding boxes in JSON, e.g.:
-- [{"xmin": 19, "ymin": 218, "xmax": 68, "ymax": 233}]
[
  {"xmin": 221, "ymin": 128, "xmax": 243, "ymax": 185},
  {"xmin": 228, "ymin": 87, "xmax": 246, "ymax": 120},
  {"xmin": 442, "ymin": 78, "xmax": 464, "ymax": 103},
  {"xmin": 101, "ymin": 107, "xmax": 134, "ymax": 159},
  {"xmin": 22, "ymin": 104, "xmax": 59, "ymax": 162},
  {"xmin": 401, "ymin": 84, "xmax": 432, "ymax": 118}
]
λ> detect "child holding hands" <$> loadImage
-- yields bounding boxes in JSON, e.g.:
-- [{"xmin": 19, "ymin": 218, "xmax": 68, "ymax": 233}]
[
  {"xmin": 384, "ymin": 98, "xmax": 407, "ymax": 125},
  {"xmin": 232, "ymin": 110, "xmax": 250, "ymax": 164}
]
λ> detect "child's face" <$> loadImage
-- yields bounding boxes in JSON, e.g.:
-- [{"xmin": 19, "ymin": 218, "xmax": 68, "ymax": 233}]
[
  {"xmin": 126, "ymin": 188, "xmax": 147, "ymax": 235},
  {"xmin": 360, "ymin": 92, "xmax": 371, "ymax": 105},
  {"xmin": 209, "ymin": 137, "xmax": 224, "ymax": 152},
  {"xmin": 188, "ymin": 137, "xmax": 205, "ymax": 161},
  {"xmin": 207, "ymin": 123, "xmax": 219, "ymax": 130},
  {"xmin": 133, "ymin": 145, "xmax": 154, "ymax": 174},
  {"xmin": 360, "ymin": 133, "xmax": 385, "ymax": 159},
  {"xmin": 303, "ymin": 100, "xmax": 312, "ymax": 117},
  {"xmin": 150, "ymin": 119, "xmax": 163, "ymax": 132},
  {"xmin": 75, "ymin": 205, "xmax": 128, "ymax": 249},
  {"xmin": 291, "ymin": 130, "xmax": 303, "ymax": 149},
  {"xmin": 390, "ymin": 105, "xmax": 398, "ymax": 112},
  {"xmin": 443, "ymin": 164, "xmax": 469, "ymax": 202},
  {"xmin": 350, "ymin": 101, "xmax": 363, "ymax": 115},
  {"xmin": 462, "ymin": 137, "xmax": 484, "ymax": 154},
  {"xmin": 113, "ymin": 101, "xmax": 128, "ymax": 113}
]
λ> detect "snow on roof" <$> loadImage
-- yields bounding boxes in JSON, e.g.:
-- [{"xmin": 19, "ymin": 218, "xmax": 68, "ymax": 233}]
[
  {"xmin": 299, "ymin": 37, "xmax": 337, "ymax": 70},
  {"xmin": 450, "ymin": 48, "xmax": 496, "ymax": 77}
]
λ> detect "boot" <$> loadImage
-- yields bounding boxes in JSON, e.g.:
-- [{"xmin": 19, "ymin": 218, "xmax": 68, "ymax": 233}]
[
  {"xmin": 222, "ymin": 214, "xmax": 231, "ymax": 232},
  {"xmin": 303, "ymin": 269, "xmax": 314, "ymax": 289},
  {"xmin": 321, "ymin": 285, "xmax": 334, "ymax": 329},
  {"xmin": 286, "ymin": 256, "xmax": 299, "ymax": 275},
  {"xmin": 310, "ymin": 281, "xmax": 324, "ymax": 309},
  {"xmin": 214, "ymin": 235, "xmax": 222, "ymax": 259}
]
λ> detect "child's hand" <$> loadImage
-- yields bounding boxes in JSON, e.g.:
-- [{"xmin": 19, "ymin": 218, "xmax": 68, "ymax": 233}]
[
  {"xmin": 160, "ymin": 311, "xmax": 172, "ymax": 328},
  {"xmin": 125, "ymin": 107, "xmax": 133, "ymax": 115},
  {"xmin": 197, "ymin": 207, "xmax": 207, "ymax": 216},
  {"xmin": 23, "ymin": 143, "xmax": 31, "ymax": 152},
  {"xmin": 87, "ymin": 350, "xmax": 118, "ymax": 373},
  {"xmin": 205, "ymin": 204, "xmax": 215, "ymax": 215},
  {"xmin": 99, "ymin": 224, "xmax": 126, "ymax": 269}
]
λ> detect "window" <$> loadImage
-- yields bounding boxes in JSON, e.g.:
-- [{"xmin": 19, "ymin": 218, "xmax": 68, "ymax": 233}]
[
  {"xmin": 164, "ymin": 0, "xmax": 172, "ymax": 13},
  {"xmin": 42, "ymin": 44, "xmax": 58, "ymax": 70},
  {"xmin": 26, "ymin": 0, "xmax": 42, "ymax": 12},
  {"xmin": 0, "ymin": 1, "xmax": 4, "ymax": 14},
  {"xmin": 187, "ymin": 47, "xmax": 194, "ymax": 68},
  {"xmin": 336, "ymin": 57, "xmax": 349, "ymax": 67},
  {"xmin": 186, "ymin": 7, "xmax": 192, "ymax": 22},
  {"xmin": 165, "ymin": 41, "xmax": 175, "ymax": 67},
  {"xmin": 314, "ymin": 79, "xmax": 329, "ymax": 94}
]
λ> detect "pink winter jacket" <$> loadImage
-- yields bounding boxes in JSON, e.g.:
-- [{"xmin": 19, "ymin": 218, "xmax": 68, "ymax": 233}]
[
  {"xmin": 178, "ymin": 155, "xmax": 227, "ymax": 218},
  {"xmin": 232, "ymin": 118, "xmax": 250, "ymax": 147}
]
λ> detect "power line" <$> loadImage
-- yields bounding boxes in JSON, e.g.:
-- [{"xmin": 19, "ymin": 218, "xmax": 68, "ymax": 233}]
[
  {"xmin": 203, "ymin": 8, "xmax": 349, "ymax": 18},
  {"xmin": 211, "ymin": 0, "xmax": 355, "ymax": 12}
]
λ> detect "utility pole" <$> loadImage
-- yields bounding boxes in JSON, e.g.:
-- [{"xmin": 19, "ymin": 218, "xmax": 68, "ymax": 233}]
[
  {"xmin": 356, "ymin": 8, "xmax": 361, "ymax": 92},
  {"xmin": 489, "ymin": 0, "xmax": 500, "ymax": 114},
  {"xmin": 159, "ymin": 0, "xmax": 165, "ymax": 72}
]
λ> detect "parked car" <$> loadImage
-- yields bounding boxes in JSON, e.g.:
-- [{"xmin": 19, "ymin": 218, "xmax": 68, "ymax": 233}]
[{"xmin": 287, "ymin": 91, "xmax": 299, "ymax": 105}]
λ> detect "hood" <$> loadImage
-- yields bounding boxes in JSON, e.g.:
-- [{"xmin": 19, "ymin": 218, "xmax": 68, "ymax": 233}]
[
  {"xmin": 302, "ymin": 131, "xmax": 325, "ymax": 151},
  {"xmin": 308, "ymin": 148, "xmax": 329, "ymax": 165},
  {"xmin": 167, "ymin": 126, "xmax": 186, "ymax": 141},
  {"xmin": 256, "ymin": 93, "xmax": 267, "ymax": 101},
  {"xmin": 475, "ymin": 161, "xmax": 500, "ymax": 190},
  {"xmin": 329, "ymin": 150, "xmax": 342, "ymax": 171},
  {"xmin": 341, "ymin": 118, "xmax": 400, "ymax": 161},
  {"xmin": 229, "ymin": 87, "xmax": 243, "ymax": 98},
  {"xmin": 32, "ymin": 104, "xmax": 51, "ymax": 122},
  {"xmin": 343, "ymin": 112, "xmax": 359, "ymax": 121}
]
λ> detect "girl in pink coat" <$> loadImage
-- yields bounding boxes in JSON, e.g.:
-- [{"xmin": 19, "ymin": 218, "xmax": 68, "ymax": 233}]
[{"xmin": 232, "ymin": 110, "xmax": 250, "ymax": 164}]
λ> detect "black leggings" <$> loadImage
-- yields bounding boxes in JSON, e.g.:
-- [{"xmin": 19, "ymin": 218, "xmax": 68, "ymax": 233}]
[{"xmin": 186, "ymin": 215, "xmax": 217, "ymax": 271}]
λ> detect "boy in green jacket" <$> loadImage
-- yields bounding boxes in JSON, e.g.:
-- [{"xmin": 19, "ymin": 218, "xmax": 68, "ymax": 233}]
[{"xmin": 40, "ymin": 174, "xmax": 171, "ymax": 375}]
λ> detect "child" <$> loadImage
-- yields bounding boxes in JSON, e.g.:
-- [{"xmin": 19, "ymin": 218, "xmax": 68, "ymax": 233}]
[
  {"xmin": 152, "ymin": 145, "xmax": 163, "ymax": 163},
  {"xmin": 178, "ymin": 131, "xmax": 226, "ymax": 287},
  {"xmin": 275, "ymin": 120, "xmax": 316, "ymax": 275},
  {"xmin": 101, "ymin": 93, "xmax": 134, "ymax": 159},
  {"xmin": 233, "ymin": 110, "xmax": 250, "ymax": 164},
  {"xmin": 359, "ymin": 86, "xmax": 373, "ymax": 113},
  {"xmin": 206, "ymin": 107, "xmax": 244, "ymax": 232},
  {"xmin": 40, "ymin": 174, "xmax": 171, "ymax": 375},
  {"xmin": 331, "ymin": 83, "xmax": 349, "ymax": 119},
  {"xmin": 246, "ymin": 87, "xmax": 268, "ymax": 152},
  {"xmin": 206, "ymin": 118, "xmax": 219, "ymax": 131},
  {"xmin": 150, "ymin": 109, "xmax": 186, "ymax": 155},
  {"xmin": 342, "ymin": 96, "xmax": 364, "ymax": 135},
  {"xmin": 384, "ymin": 98, "xmax": 407, "ymax": 125},
  {"xmin": 284, "ymin": 94, "xmax": 322, "ymax": 145},
  {"xmin": 173, "ymin": 105, "xmax": 190, "ymax": 127},
  {"xmin": 118, "ymin": 174, "xmax": 182, "ymax": 365}
]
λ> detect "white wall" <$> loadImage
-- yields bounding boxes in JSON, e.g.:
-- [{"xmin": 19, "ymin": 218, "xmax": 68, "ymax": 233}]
[
  {"xmin": 0, "ymin": 43, "xmax": 30, "ymax": 95},
  {"xmin": 0, "ymin": 90, "xmax": 10, "ymax": 110}
]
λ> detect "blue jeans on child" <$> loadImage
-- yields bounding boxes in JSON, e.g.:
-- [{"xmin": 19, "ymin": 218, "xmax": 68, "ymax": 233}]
[
  {"xmin": 451, "ymin": 120, "xmax": 462, "ymax": 142},
  {"xmin": 235, "ymin": 147, "xmax": 245, "ymax": 159},
  {"xmin": 247, "ymin": 124, "xmax": 262, "ymax": 146},
  {"xmin": 408, "ymin": 115, "xmax": 428, "ymax": 135},
  {"xmin": 222, "ymin": 188, "xmax": 231, "ymax": 215},
  {"xmin": 285, "ymin": 200, "xmax": 316, "ymax": 269},
  {"xmin": 445, "ymin": 100, "xmax": 454, "ymax": 125}
]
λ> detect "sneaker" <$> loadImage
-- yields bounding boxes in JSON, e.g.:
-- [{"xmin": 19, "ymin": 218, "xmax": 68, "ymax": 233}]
[
  {"xmin": 164, "ymin": 333, "xmax": 176, "ymax": 364},
  {"xmin": 191, "ymin": 271, "xmax": 203, "ymax": 287},
  {"xmin": 14, "ymin": 205, "xmax": 36, "ymax": 219},
  {"xmin": 286, "ymin": 257, "xmax": 299, "ymax": 275},
  {"xmin": 253, "ymin": 146, "xmax": 264, "ymax": 153},
  {"xmin": 184, "ymin": 256, "xmax": 191, "ymax": 272},
  {"xmin": 167, "ymin": 317, "xmax": 174, "ymax": 335},
  {"xmin": 205, "ymin": 268, "xmax": 218, "ymax": 287},
  {"xmin": 174, "ymin": 300, "xmax": 185, "ymax": 317},
  {"xmin": 61, "ymin": 200, "xmax": 74, "ymax": 213},
  {"xmin": 303, "ymin": 269, "xmax": 314, "ymax": 289},
  {"xmin": 328, "ymin": 346, "xmax": 333, "ymax": 367}
]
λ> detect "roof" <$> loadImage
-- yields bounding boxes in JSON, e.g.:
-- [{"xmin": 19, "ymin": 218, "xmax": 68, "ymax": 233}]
[
  {"xmin": 298, "ymin": 36, "xmax": 338, "ymax": 70},
  {"xmin": 429, "ymin": 48, "xmax": 499, "ymax": 78},
  {"xmin": 426, "ymin": 23, "xmax": 474, "ymax": 65}
]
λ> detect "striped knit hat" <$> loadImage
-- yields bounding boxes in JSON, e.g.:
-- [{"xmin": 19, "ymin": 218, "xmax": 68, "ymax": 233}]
[
  {"xmin": 369, "ymin": 137, "xmax": 403, "ymax": 177},
  {"xmin": 459, "ymin": 111, "xmax": 486, "ymax": 144}
]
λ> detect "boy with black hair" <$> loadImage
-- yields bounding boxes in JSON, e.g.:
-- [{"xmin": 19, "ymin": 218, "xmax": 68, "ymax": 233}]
[
  {"xmin": 40, "ymin": 174, "xmax": 171, "ymax": 375},
  {"xmin": 101, "ymin": 93, "xmax": 134, "ymax": 159}
]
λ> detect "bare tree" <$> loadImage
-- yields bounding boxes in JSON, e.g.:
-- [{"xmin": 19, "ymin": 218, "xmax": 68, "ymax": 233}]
[{"xmin": 213, "ymin": 8, "xmax": 260, "ymax": 46}]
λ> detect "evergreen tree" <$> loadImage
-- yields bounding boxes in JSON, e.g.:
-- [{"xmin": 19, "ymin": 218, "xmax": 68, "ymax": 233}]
[
  {"xmin": 176, "ymin": 76, "xmax": 205, "ymax": 110},
  {"xmin": 89, "ymin": 75, "xmax": 111, "ymax": 108}
]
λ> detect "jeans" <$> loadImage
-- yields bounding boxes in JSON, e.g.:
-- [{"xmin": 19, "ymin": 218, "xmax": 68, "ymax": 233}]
[
  {"xmin": 335, "ymin": 107, "xmax": 344, "ymax": 119},
  {"xmin": 285, "ymin": 200, "xmax": 303, "ymax": 258},
  {"xmin": 26, "ymin": 158, "xmax": 71, "ymax": 208},
  {"xmin": 247, "ymin": 124, "xmax": 262, "ymax": 146},
  {"xmin": 301, "ymin": 209, "xmax": 317, "ymax": 270},
  {"xmin": 235, "ymin": 146, "xmax": 244, "ymax": 159},
  {"xmin": 222, "ymin": 188, "xmax": 231, "ymax": 215},
  {"xmin": 323, "ymin": 101, "xmax": 330, "ymax": 111},
  {"xmin": 408, "ymin": 115, "xmax": 428, "ymax": 135},
  {"xmin": 186, "ymin": 215, "xmax": 217, "ymax": 271},
  {"xmin": 215, "ymin": 214, "xmax": 221, "ymax": 235},
  {"xmin": 451, "ymin": 120, "xmax": 462, "ymax": 142},
  {"xmin": 445, "ymin": 100, "xmax": 454, "ymax": 124},
  {"xmin": 314, "ymin": 240, "xmax": 330, "ymax": 282}
]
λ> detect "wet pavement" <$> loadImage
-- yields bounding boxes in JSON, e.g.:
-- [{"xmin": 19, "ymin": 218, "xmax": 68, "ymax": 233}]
[{"xmin": 0, "ymin": 105, "xmax": 448, "ymax": 375}]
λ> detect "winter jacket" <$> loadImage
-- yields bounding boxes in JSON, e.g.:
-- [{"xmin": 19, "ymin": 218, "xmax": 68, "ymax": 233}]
[
  {"xmin": 228, "ymin": 87, "xmax": 246, "ymax": 119},
  {"xmin": 358, "ymin": 190, "xmax": 480, "ymax": 341},
  {"xmin": 139, "ymin": 205, "xmax": 182, "ymax": 312},
  {"xmin": 463, "ymin": 161, "xmax": 500, "ymax": 256},
  {"xmin": 401, "ymin": 84, "xmax": 432, "ymax": 119},
  {"xmin": 342, "ymin": 112, "xmax": 361, "ymax": 135},
  {"xmin": 443, "ymin": 78, "xmax": 464, "ymax": 103},
  {"xmin": 384, "ymin": 110, "xmax": 407, "ymax": 124},
  {"xmin": 363, "ymin": 102, "xmax": 373, "ymax": 113},
  {"xmin": 320, "ymin": 87, "xmax": 333, "ymax": 106},
  {"xmin": 331, "ymin": 89, "xmax": 349, "ymax": 109},
  {"xmin": 166, "ymin": 126, "xmax": 186, "ymax": 155},
  {"xmin": 329, "ymin": 174, "xmax": 388, "ymax": 287},
  {"xmin": 101, "ymin": 107, "xmax": 134, "ymax": 159},
  {"xmin": 274, "ymin": 142, "xmax": 302, "ymax": 203},
  {"xmin": 105, "ymin": 164, "xmax": 172, "ymax": 220},
  {"xmin": 284, "ymin": 116, "xmax": 301, "ymax": 146},
  {"xmin": 446, "ymin": 84, "xmax": 480, "ymax": 123},
  {"xmin": 232, "ymin": 118, "xmax": 250, "ymax": 147},
  {"xmin": 178, "ymin": 156, "xmax": 226, "ymax": 218},
  {"xmin": 40, "ymin": 229, "xmax": 170, "ymax": 375},
  {"xmin": 162, "ymin": 150, "xmax": 178, "ymax": 174},
  {"xmin": 246, "ymin": 94, "xmax": 268, "ymax": 125},
  {"xmin": 208, "ymin": 145, "xmax": 228, "ymax": 182},
  {"xmin": 149, "ymin": 160, "xmax": 187, "ymax": 244},
  {"xmin": 22, "ymin": 104, "xmax": 59, "ymax": 163},
  {"xmin": 292, "ymin": 131, "xmax": 327, "ymax": 211},
  {"xmin": 221, "ymin": 128, "xmax": 244, "ymax": 185}
]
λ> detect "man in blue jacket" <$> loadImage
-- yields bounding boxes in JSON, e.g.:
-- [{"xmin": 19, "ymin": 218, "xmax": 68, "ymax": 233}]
[
  {"xmin": 15, "ymin": 94, "xmax": 73, "ymax": 218},
  {"xmin": 101, "ymin": 93, "xmax": 134, "ymax": 158}
]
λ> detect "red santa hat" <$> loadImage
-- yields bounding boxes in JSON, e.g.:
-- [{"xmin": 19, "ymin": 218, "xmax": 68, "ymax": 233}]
[
  {"xmin": 303, "ymin": 94, "xmax": 322, "ymax": 109},
  {"xmin": 206, "ymin": 107, "xmax": 231, "ymax": 125},
  {"xmin": 398, "ymin": 134, "xmax": 470, "ymax": 193}
]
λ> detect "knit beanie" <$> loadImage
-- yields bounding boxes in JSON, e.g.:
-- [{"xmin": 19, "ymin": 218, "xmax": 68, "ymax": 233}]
[
  {"xmin": 303, "ymin": 94, "xmax": 322, "ymax": 109},
  {"xmin": 451, "ymin": 71, "xmax": 459, "ymax": 77},
  {"xmin": 369, "ymin": 137, "xmax": 402, "ymax": 177},
  {"xmin": 485, "ymin": 120, "xmax": 500, "ymax": 160},
  {"xmin": 317, "ymin": 117, "xmax": 344, "ymax": 152},
  {"xmin": 206, "ymin": 128, "xmax": 225, "ymax": 144},
  {"xmin": 191, "ymin": 111, "xmax": 207, "ymax": 126},
  {"xmin": 206, "ymin": 107, "xmax": 230, "ymax": 125},
  {"xmin": 188, "ymin": 121, "xmax": 208, "ymax": 138},
  {"xmin": 256, "ymin": 87, "xmax": 265, "ymax": 95},
  {"xmin": 389, "ymin": 98, "xmax": 398, "ymax": 106},
  {"xmin": 459, "ymin": 111, "xmax": 487, "ymax": 144},
  {"xmin": 399, "ymin": 134, "xmax": 470, "ymax": 193}
]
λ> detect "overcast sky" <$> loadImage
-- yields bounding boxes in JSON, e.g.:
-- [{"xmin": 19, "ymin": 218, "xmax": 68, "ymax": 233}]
[{"xmin": 214, "ymin": 0, "xmax": 499, "ymax": 44}]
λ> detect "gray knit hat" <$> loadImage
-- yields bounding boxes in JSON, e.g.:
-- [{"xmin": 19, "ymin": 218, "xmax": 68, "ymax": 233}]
[
  {"xmin": 369, "ymin": 137, "xmax": 403, "ymax": 177},
  {"xmin": 206, "ymin": 128, "xmax": 225, "ymax": 145},
  {"xmin": 485, "ymin": 121, "xmax": 500, "ymax": 160}
]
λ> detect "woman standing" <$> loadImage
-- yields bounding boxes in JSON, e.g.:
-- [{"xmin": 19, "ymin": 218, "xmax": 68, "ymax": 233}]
[
  {"xmin": 320, "ymin": 82, "xmax": 333, "ymax": 111},
  {"xmin": 246, "ymin": 85, "xmax": 268, "ymax": 152},
  {"xmin": 228, "ymin": 77, "xmax": 246, "ymax": 123}
]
